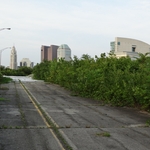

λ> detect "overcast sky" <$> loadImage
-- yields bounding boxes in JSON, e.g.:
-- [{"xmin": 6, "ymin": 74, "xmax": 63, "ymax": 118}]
[{"xmin": 0, "ymin": 0, "xmax": 150, "ymax": 67}]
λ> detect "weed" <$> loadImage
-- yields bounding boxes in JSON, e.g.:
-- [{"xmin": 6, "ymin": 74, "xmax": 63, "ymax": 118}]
[
  {"xmin": 15, "ymin": 126, "xmax": 21, "ymax": 129},
  {"xmin": 96, "ymin": 132, "xmax": 111, "ymax": 137},
  {"xmin": 0, "ymin": 97, "xmax": 6, "ymax": 101},
  {"xmin": 1, "ymin": 125, "xmax": 8, "ymax": 129},
  {"xmin": 0, "ymin": 77, "xmax": 13, "ymax": 84},
  {"xmin": 14, "ymin": 82, "xmax": 27, "ymax": 128},
  {"xmin": 146, "ymin": 120, "xmax": 150, "ymax": 127},
  {"xmin": 0, "ymin": 97, "xmax": 9, "ymax": 101}
]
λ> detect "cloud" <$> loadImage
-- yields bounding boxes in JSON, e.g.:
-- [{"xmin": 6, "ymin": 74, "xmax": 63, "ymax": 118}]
[
  {"xmin": 1, "ymin": 0, "xmax": 150, "ymax": 66},
  {"xmin": 1, "ymin": 0, "xmax": 150, "ymax": 35}
]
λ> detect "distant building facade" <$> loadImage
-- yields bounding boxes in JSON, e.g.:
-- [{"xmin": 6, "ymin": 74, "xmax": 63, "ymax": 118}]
[
  {"xmin": 110, "ymin": 37, "xmax": 150, "ymax": 60},
  {"xmin": 41, "ymin": 45, "xmax": 59, "ymax": 61},
  {"xmin": 41, "ymin": 45, "xmax": 50, "ymax": 61},
  {"xmin": 10, "ymin": 46, "xmax": 17, "ymax": 69},
  {"xmin": 20, "ymin": 58, "xmax": 34, "ymax": 68},
  {"xmin": 57, "ymin": 44, "xmax": 71, "ymax": 61}
]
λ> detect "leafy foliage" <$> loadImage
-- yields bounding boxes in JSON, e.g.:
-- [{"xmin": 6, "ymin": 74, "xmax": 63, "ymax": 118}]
[
  {"xmin": 0, "ymin": 76, "xmax": 12, "ymax": 84},
  {"xmin": 33, "ymin": 54, "xmax": 150, "ymax": 111},
  {"xmin": 1, "ymin": 66, "xmax": 33, "ymax": 76}
]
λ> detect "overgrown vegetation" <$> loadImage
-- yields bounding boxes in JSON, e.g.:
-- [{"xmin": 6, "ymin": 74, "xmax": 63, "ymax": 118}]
[
  {"xmin": 1, "ymin": 66, "xmax": 33, "ymax": 76},
  {"xmin": 146, "ymin": 119, "xmax": 150, "ymax": 126},
  {"xmin": 32, "ymin": 53, "xmax": 150, "ymax": 111},
  {"xmin": 0, "ymin": 97, "xmax": 6, "ymax": 101},
  {"xmin": 96, "ymin": 132, "xmax": 111, "ymax": 137},
  {"xmin": 0, "ymin": 71, "xmax": 13, "ymax": 84}
]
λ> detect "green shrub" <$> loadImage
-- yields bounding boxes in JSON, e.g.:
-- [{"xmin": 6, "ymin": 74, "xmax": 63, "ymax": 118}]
[{"xmin": 32, "ymin": 54, "xmax": 150, "ymax": 110}]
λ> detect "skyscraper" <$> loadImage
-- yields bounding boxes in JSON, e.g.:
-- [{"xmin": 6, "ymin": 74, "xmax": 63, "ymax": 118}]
[
  {"xmin": 10, "ymin": 46, "xmax": 17, "ymax": 69},
  {"xmin": 41, "ymin": 45, "xmax": 49, "ymax": 61},
  {"xmin": 48, "ymin": 45, "xmax": 59, "ymax": 61},
  {"xmin": 41, "ymin": 45, "xmax": 59, "ymax": 62},
  {"xmin": 57, "ymin": 44, "xmax": 71, "ymax": 61}
]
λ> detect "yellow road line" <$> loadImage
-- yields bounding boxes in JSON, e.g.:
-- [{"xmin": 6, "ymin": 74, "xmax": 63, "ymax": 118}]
[{"xmin": 20, "ymin": 83, "xmax": 65, "ymax": 150}]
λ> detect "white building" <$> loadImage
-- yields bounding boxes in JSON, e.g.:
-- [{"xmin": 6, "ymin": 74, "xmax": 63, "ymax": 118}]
[
  {"xmin": 10, "ymin": 46, "xmax": 17, "ymax": 69},
  {"xmin": 57, "ymin": 44, "xmax": 71, "ymax": 61},
  {"xmin": 20, "ymin": 58, "xmax": 34, "ymax": 68},
  {"xmin": 110, "ymin": 37, "xmax": 150, "ymax": 60}
]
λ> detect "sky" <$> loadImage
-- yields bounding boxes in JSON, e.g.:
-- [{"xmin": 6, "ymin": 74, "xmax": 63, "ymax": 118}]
[{"xmin": 0, "ymin": 0, "xmax": 150, "ymax": 67}]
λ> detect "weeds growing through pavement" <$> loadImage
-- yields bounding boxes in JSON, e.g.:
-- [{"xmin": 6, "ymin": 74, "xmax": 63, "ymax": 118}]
[
  {"xmin": 146, "ymin": 120, "xmax": 150, "ymax": 127},
  {"xmin": 0, "ymin": 97, "xmax": 9, "ymax": 101},
  {"xmin": 96, "ymin": 132, "xmax": 111, "ymax": 137},
  {"xmin": 14, "ymin": 82, "xmax": 27, "ymax": 128}
]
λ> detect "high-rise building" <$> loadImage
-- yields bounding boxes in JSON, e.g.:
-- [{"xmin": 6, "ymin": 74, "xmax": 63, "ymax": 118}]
[
  {"xmin": 48, "ymin": 45, "xmax": 59, "ymax": 61},
  {"xmin": 20, "ymin": 58, "xmax": 34, "ymax": 68},
  {"xmin": 41, "ymin": 45, "xmax": 49, "ymax": 61},
  {"xmin": 57, "ymin": 44, "xmax": 71, "ymax": 61},
  {"xmin": 10, "ymin": 46, "xmax": 17, "ymax": 69},
  {"xmin": 41, "ymin": 45, "xmax": 59, "ymax": 62}
]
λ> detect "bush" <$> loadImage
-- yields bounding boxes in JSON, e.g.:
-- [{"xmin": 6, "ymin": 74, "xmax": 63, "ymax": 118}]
[{"xmin": 33, "ymin": 54, "xmax": 150, "ymax": 111}]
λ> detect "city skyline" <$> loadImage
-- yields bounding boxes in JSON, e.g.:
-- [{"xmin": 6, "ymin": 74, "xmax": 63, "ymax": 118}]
[
  {"xmin": 41, "ymin": 44, "xmax": 71, "ymax": 62},
  {"xmin": 1, "ymin": 0, "xmax": 150, "ymax": 67}
]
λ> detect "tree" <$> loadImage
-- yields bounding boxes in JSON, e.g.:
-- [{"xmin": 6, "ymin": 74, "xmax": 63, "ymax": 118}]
[{"xmin": 135, "ymin": 52, "xmax": 150, "ymax": 64}]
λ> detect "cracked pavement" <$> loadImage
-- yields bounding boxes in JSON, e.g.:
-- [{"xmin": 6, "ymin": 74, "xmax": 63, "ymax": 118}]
[{"xmin": 0, "ymin": 76, "xmax": 150, "ymax": 150}]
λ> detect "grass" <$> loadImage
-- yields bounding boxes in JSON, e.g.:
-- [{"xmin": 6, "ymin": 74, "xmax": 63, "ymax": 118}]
[
  {"xmin": 0, "ymin": 76, "xmax": 13, "ymax": 84},
  {"xmin": 0, "ymin": 97, "xmax": 9, "ymax": 102},
  {"xmin": 14, "ymin": 82, "xmax": 27, "ymax": 128},
  {"xmin": 15, "ymin": 126, "xmax": 22, "ymax": 129},
  {"xmin": 0, "ymin": 125, "xmax": 8, "ymax": 129},
  {"xmin": 146, "ymin": 120, "xmax": 150, "ymax": 127},
  {"xmin": 0, "ymin": 76, "xmax": 11, "ymax": 90},
  {"xmin": 0, "ymin": 97, "xmax": 6, "ymax": 101},
  {"xmin": 96, "ymin": 132, "xmax": 111, "ymax": 137},
  {"xmin": 0, "ymin": 125, "xmax": 23, "ymax": 129}
]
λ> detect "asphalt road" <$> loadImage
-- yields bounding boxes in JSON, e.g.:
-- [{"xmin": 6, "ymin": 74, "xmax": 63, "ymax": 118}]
[{"xmin": 0, "ymin": 76, "xmax": 150, "ymax": 150}]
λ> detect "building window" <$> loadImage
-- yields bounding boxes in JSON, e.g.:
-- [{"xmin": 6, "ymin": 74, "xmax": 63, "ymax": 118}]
[
  {"xmin": 110, "ymin": 42, "xmax": 115, "ymax": 52},
  {"xmin": 132, "ymin": 47, "xmax": 136, "ymax": 52},
  {"xmin": 117, "ymin": 42, "xmax": 120, "ymax": 45}
]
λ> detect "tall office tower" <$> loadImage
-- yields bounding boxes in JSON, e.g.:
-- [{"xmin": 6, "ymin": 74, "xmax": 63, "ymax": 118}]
[
  {"xmin": 10, "ymin": 46, "xmax": 17, "ymax": 69},
  {"xmin": 41, "ymin": 45, "xmax": 59, "ymax": 62},
  {"xmin": 57, "ymin": 44, "xmax": 71, "ymax": 61},
  {"xmin": 48, "ymin": 45, "xmax": 59, "ymax": 61},
  {"xmin": 41, "ymin": 45, "xmax": 50, "ymax": 61}
]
